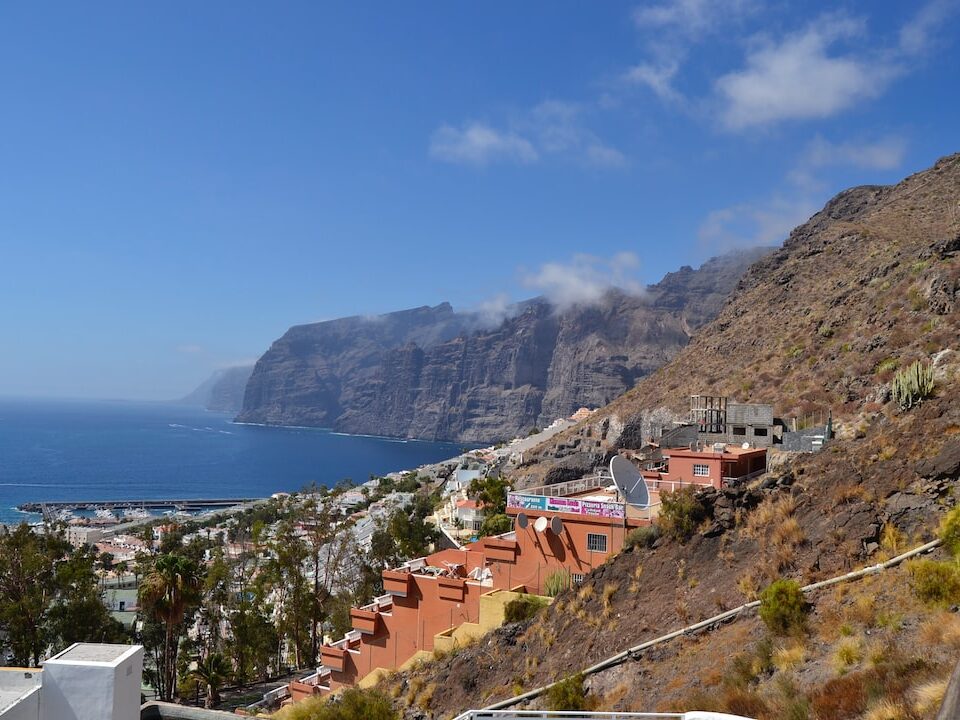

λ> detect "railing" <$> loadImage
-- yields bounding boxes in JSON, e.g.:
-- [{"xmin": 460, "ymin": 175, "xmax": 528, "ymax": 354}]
[
  {"xmin": 522, "ymin": 472, "xmax": 612, "ymax": 499},
  {"xmin": 722, "ymin": 468, "xmax": 767, "ymax": 486},
  {"xmin": 647, "ymin": 478, "xmax": 710, "ymax": 493},
  {"xmin": 262, "ymin": 685, "xmax": 290, "ymax": 703}
]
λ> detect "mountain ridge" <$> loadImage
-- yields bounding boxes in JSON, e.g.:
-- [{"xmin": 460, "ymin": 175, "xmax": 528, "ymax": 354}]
[{"xmin": 235, "ymin": 248, "xmax": 771, "ymax": 442}]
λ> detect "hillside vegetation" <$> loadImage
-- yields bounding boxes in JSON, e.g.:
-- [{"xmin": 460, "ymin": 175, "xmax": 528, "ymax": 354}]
[{"xmin": 379, "ymin": 153, "xmax": 960, "ymax": 719}]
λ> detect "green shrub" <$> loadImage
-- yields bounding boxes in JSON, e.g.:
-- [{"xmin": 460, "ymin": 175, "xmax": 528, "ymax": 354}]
[
  {"xmin": 908, "ymin": 559, "xmax": 960, "ymax": 606},
  {"xmin": 625, "ymin": 524, "xmax": 661, "ymax": 550},
  {"xmin": 759, "ymin": 579, "xmax": 810, "ymax": 636},
  {"xmin": 503, "ymin": 594, "xmax": 548, "ymax": 623},
  {"xmin": 544, "ymin": 569, "xmax": 572, "ymax": 597},
  {"xmin": 545, "ymin": 673, "xmax": 591, "ymax": 711},
  {"xmin": 891, "ymin": 360, "xmax": 934, "ymax": 410},
  {"xmin": 659, "ymin": 486, "xmax": 708, "ymax": 541},
  {"xmin": 940, "ymin": 506, "xmax": 960, "ymax": 557}
]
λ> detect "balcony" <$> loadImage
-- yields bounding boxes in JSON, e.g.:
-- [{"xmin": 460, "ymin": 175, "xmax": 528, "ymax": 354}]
[
  {"xmin": 349, "ymin": 607, "xmax": 380, "ymax": 635},
  {"xmin": 382, "ymin": 568, "xmax": 412, "ymax": 597},
  {"xmin": 437, "ymin": 576, "xmax": 466, "ymax": 601},
  {"xmin": 320, "ymin": 645, "xmax": 347, "ymax": 672}
]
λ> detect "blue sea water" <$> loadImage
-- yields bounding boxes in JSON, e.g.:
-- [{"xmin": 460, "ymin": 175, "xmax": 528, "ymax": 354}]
[{"xmin": 0, "ymin": 398, "xmax": 466, "ymax": 524}]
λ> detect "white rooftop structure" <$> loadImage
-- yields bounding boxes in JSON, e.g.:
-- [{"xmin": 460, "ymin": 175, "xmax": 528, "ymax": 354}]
[{"xmin": 0, "ymin": 643, "xmax": 143, "ymax": 720}]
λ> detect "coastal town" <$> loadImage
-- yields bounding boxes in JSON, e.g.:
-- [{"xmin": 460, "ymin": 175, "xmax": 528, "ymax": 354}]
[{"xmin": 1, "ymin": 395, "xmax": 834, "ymax": 717}]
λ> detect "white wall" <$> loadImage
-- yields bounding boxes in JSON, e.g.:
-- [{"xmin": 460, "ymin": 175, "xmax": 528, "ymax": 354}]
[
  {"xmin": 1, "ymin": 686, "xmax": 40, "ymax": 720},
  {"xmin": 40, "ymin": 646, "xmax": 143, "ymax": 720}
]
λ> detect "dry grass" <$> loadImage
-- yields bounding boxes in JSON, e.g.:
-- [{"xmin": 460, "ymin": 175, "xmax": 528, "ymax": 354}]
[
  {"xmin": 742, "ymin": 495, "xmax": 797, "ymax": 539},
  {"xmin": 601, "ymin": 583, "xmax": 618, "ymax": 617},
  {"xmin": 846, "ymin": 594, "xmax": 877, "ymax": 626},
  {"xmin": 920, "ymin": 611, "xmax": 960, "ymax": 649},
  {"xmin": 772, "ymin": 641, "xmax": 806, "ymax": 671},
  {"xmin": 835, "ymin": 638, "xmax": 864, "ymax": 673},
  {"xmin": 863, "ymin": 699, "xmax": 908, "ymax": 720},
  {"xmin": 912, "ymin": 678, "xmax": 949, "ymax": 715}
]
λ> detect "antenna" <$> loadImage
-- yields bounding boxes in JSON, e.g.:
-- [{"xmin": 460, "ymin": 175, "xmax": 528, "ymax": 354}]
[
  {"xmin": 550, "ymin": 516, "xmax": 563, "ymax": 535},
  {"xmin": 534, "ymin": 516, "xmax": 548, "ymax": 533},
  {"xmin": 610, "ymin": 455, "xmax": 650, "ymax": 507},
  {"xmin": 516, "ymin": 513, "xmax": 528, "ymax": 530}
]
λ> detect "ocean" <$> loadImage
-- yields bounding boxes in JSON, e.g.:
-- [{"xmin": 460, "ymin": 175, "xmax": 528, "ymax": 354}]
[{"xmin": 0, "ymin": 398, "xmax": 467, "ymax": 524}]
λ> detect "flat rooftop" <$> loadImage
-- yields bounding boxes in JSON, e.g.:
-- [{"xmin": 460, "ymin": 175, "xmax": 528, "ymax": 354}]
[
  {"xmin": 0, "ymin": 668, "xmax": 41, "ymax": 714},
  {"xmin": 48, "ymin": 643, "xmax": 136, "ymax": 664}
]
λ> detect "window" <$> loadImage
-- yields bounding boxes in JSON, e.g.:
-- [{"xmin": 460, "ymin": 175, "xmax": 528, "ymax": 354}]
[
  {"xmin": 732, "ymin": 426, "xmax": 747, "ymax": 436},
  {"xmin": 693, "ymin": 464, "xmax": 710, "ymax": 477},
  {"xmin": 572, "ymin": 573, "xmax": 585, "ymax": 585},
  {"xmin": 586, "ymin": 533, "xmax": 608, "ymax": 553},
  {"xmin": 753, "ymin": 427, "xmax": 768, "ymax": 437}
]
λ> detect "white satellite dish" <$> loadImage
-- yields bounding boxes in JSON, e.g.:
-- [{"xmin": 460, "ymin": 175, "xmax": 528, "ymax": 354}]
[
  {"xmin": 550, "ymin": 516, "xmax": 563, "ymax": 535},
  {"xmin": 610, "ymin": 455, "xmax": 650, "ymax": 507},
  {"xmin": 534, "ymin": 516, "xmax": 548, "ymax": 533},
  {"xmin": 516, "ymin": 512, "xmax": 529, "ymax": 529}
]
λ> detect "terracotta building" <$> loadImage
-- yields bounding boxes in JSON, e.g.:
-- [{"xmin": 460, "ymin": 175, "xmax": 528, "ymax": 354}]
[{"xmin": 276, "ymin": 445, "xmax": 765, "ymax": 707}]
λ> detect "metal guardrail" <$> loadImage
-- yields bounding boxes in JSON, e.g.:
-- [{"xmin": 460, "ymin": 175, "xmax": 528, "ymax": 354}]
[{"xmin": 523, "ymin": 473, "xmax": 612, "ymax": 499}]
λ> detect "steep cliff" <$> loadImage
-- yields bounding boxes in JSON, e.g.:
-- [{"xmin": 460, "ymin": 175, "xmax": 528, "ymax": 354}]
[
  {"xmin": 180, "ymin": 365, "xmax": 254, "ymax": 413},
  {"xmin": 236, "ymin": 249, "xmax": 770, "ymax": 442}
]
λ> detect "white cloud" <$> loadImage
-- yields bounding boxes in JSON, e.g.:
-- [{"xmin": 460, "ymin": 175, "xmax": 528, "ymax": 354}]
[
  {"xmin": 803, "ymin": 135, "xmax": 907, "ymax": 171},
  {"xmin": 429, "ymin": 123, "xmax": 538, "ymax": 166},
  {"xmin": 430, "ymin": 101, "xmax": 625, "ymax": 169},
  {"xmin": 634, "ymin": 0, "xmax": 757, "ymax": 36},
  {"xmin": 698, "ymin": 131, "xmax": 908, "ymax": 254},
  {"xmin": 715, "ymin": 15, "xmax": 898, "ymax": 130},
  {"xmin": 899, "ymin": 0, "xmax": 957, "ymax": 55},
  {"xmin": 176, "ymin": 344, "xmax": 205, "ymax": 355},
  {"xmin": 522, "ymin": 252, "xmax": 644, "ymax": 310},
  {"xmin": 698, "ymin": 197, "xmax": 817, "ymax": 254},
  {"xmin": 623, "ymin": 61, "xmax": 682, "ymax": 103}
]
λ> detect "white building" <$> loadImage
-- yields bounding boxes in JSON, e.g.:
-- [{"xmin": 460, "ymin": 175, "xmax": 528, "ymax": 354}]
[
  {"xmin": 0, "ymin": 643, "xmax": 143, "ymax": 720},
  {"xmin": 64, "ymin": 526, "xmax": 104, "ymax": 548}
]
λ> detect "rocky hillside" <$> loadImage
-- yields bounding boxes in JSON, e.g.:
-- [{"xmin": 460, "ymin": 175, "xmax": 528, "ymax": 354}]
[
  {"xmin": 382, "ymin": 152, "xmax": 960, "ymax": 719},
  {"xmin": 519, "ymin": 153, "xmax": 960, "ymax": 482},
  {"xmin": 236, "ymin": 249, "xmax": 769, "ymax": 442},
  {"xmin": 180, "ymin": 365, "xmax": 254, "ymax": 413}
]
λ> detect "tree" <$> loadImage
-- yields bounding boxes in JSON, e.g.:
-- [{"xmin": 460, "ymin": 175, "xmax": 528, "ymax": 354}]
[
  {"xmin": 139, "ymin": 554, "xmax": 203, "ymax": 701},
  {"xmin": 259, "ymin": 521, "xmax": 311, "ymax": 668},
  {"xmin": 468, "ymin": 475, "xmax": 509, "ymax": 516},
  {"xmin": 188, "ymin": 652, "xmax": 232, "ymax": 708},
  {"xmin": 47, "ymin": 544, "xmax": 127, "ymax": 650},
  {"xmin": 0, "ymin": 525, "xmax": 67, "ymax": 666}
]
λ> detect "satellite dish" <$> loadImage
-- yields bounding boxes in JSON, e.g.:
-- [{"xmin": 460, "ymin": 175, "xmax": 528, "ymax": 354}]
[
  {"xmin": 516, "ymin": 513, "xmax": 528, "ymax": 530},
  {"xmin": 534, "ymin": 516, "xmax": 548, "ymax": 533},
  {"xmin": 550, "ymin": 516, "xmax": 563, "ymax": 535},
  {"xmin": 610, "ymin": 455, "xmax": 650, "ymax": 507}
]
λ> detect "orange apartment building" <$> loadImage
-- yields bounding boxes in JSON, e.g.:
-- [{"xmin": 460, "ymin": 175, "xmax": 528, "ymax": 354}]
[{"xmin": 278, "ymin": 444, "xmax": 766, "ymax": 707}]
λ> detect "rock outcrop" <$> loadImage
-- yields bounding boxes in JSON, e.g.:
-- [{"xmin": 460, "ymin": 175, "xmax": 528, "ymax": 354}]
[{"xmin": 236, "ymin": 249, "xmax": 770, "ymax": 442}]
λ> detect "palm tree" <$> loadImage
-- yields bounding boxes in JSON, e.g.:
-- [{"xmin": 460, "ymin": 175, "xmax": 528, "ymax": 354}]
[
  {"xmin": 139, "ymin": 554, "xmax": 202, "ymax": 701},
  {"xmin": 189, "ymin": 652, "xmax": 232, "ymax": 708}
]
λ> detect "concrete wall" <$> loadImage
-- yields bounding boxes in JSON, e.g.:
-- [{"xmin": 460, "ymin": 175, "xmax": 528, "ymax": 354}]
[
  {"xmin": 41, "ymin": 646, "xmax": 143, "ymax": 720},
  {"xmin": 1, "ymin": 687, "xmax": 40, "ymax": 720},
  {"xmin": 0, "ymin": 670, "xmax": 41, "ymax": 720}
]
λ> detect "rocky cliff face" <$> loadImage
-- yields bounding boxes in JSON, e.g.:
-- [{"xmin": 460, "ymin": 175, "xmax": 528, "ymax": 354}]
[
  {"xmin": 236, "ymin": 249, "xmax": 770, "ymax": 442},
  {"xmin": 180, "ymin": 365, "xmax": 254, "ymax": 413}
]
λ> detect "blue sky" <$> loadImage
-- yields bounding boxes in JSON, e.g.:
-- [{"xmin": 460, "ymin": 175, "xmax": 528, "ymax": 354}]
[{"xmin": 1, "ymin": 1, "xmax": 958, "ymax": 400}]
